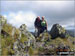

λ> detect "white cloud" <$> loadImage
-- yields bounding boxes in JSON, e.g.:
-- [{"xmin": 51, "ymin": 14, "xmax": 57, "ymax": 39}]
[
  {"xmin": 7, "ymin": 11, "xmax": 37, "ymax": 30},
  {"xmin": 1, "ymin": 1, "xmax": 74, "ymax": 31},
  {"xmin": 3, "ymin": 15, "xmax": 7, "ymax": 19}
]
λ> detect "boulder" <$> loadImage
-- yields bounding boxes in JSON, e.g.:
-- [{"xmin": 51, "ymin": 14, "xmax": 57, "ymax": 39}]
[{"xmin": 50, "ymin": 24, "xmax": 66, "ymax": 39}]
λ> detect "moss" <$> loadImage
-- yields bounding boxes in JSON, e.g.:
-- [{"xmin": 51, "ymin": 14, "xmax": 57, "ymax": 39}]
[
  {"xmin": 32, "ymin": 49, "xmax": 38, "ymax": 55},
  {"xmin": 0, "ymin": 35, "xmax": 4, "ymax": 38},
  {"xmin": 2, "ymin": 23, "xmax": 13, "ymax": 36},
  {"xmin": 2, "ymin": 48, "xmax": 9, "ymax": 56},
  {"xmin": 61, "ymin": 27, "xmax": 65, "ymax": 33},
  {"xmin": 29, "ymin": 47, "xmax": 34, "ymax": 55},
  {"xmin": 38, "ymin": 47, "xmax": 44, "ymax": 52},
  {"xmin": 1, "ymin": 35, "xmax": 14, "ymax": 48},
  {"xmin": 9, "ymin": 49, "xmax": 15, "ymax": 55},
  {"xmin": 1, "ymin": 36, "xmax": 15, "ymax": 55},
  {"xmin": 37, "ymin": 32, "xmax": 51, "ymax": 42},
  {"xmin": 2, "ymin": 23, "xmax": 19, "ymax": 39},
  {"xmin": 20, "ymin": 34, "xmax": 28, "ymax": 43},
  {"xmin": 1, "ymin": 39, "xmax": 6, "ymax": 48},
  {"xmin": 46, "ymin": 38, "xmax": 63, "ymax": 46},
  {"xmin": 5, "ymin": 37, "xmax": 14, "ymax": 46}
]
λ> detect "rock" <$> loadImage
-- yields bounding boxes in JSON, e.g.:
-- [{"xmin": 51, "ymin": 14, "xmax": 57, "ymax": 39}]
[
  {"xmin": 38, "ymin": 45, "xmax": 55, "ymax": 55},
  {"xmin": 13, "ymin": 41, "xmax": 18, "ymax": 51},
  {"xmin": 12, "ymin": 27, "xmax": 16, "ymax": 39},
  {"xmin": 73, "ymin": 41, "xmax": 75, "ymax": 45},
  {"xmin": 0, "ymin": 15, "xmax": 6, "ymax": 26},
  {"xmin": 12, "ymin": 24, "xmax": 36, "ymax": 56},
  {"xmin": 0, "ymin": 15, "xmax": 6, "ymax": 34},
  {"xmin": 36, "ymin": 42, "xmax": 45, "ymax": 48},
  {"xmin": 50, "ymin": 24, "xmax": 66, "ymax": 39},
  {"xmin": 19, "ymin": 24, "xmax": 27, "ymax": 31},
  {"xmin": 37, "ymin": 31, "xmax": 51, "ymax": 42},
  {"xmin": 19, "ymin": 24, "xmax": 35, "ymax": 39},
  {"xmin": 19, "ymin": 24, "xmax": 36, "ymax": 48},
  {"xmin": 13, "ymin": 39, "xmax": 30, "ymax": 56}
]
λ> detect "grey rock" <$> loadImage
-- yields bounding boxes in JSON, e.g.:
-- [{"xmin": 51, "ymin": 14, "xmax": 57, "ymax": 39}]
[
  {"xmin": 12, "ymin": 27, "xmax": 16, "ymax": 39},
  {"xmin": 50, "ymin": 24, "xmax": 66, "ymax": 39},
  {"xmin": 19, "ymin": 24, "xmax": 36, "ymax": 48},
  {"xmin": 13, "ymin": 41, "xmax": 18, "ymax": 51},
  {"xmin": 13, "ymin": 24, "xmax": 36, "ymax": 56}
]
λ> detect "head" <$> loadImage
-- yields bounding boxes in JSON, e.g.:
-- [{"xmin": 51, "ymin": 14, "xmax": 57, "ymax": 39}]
[
  {"xmin": 42, "ymin": 16, "xmax": 45, "ymax": 21},
  {"xmin": 37, "ymin": 16, "xmax": 40, "ymax": 21}
]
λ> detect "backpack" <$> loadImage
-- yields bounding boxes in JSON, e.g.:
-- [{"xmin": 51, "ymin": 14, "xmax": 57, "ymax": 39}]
[{"xmin": 41, "ymin": 20, "xmax": 46, "ymax": 27}]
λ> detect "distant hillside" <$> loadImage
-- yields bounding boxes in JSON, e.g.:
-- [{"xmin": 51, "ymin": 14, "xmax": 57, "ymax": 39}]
[{"xmin": 66, "ymin": 29, "xmax": 75, "ymax": 37}]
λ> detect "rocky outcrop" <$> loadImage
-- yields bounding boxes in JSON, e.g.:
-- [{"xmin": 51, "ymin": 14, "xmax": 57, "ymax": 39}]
[
  {"xmin": 19, "ymin": 24, "xmax": 36, "ymax": 47},
  {"xmin": 1, "ymin": 16, "xmax": 75, "ymax": 56},
  {"xmin": 50, "ymin": 24, "xmax": 66, "ymax": 39},
  {"xmin": 13, "ymin": 24, "xmax": 36, "ymax": 56},
  {"xmin": 0, "ymin": 15, "xmax": 6, "ymax": 34}
]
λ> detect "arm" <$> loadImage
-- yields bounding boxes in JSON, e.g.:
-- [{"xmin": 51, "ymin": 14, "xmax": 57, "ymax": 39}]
[{"xmin": 45, "ymin": 20, "xmax": 48, "ymax": 30}]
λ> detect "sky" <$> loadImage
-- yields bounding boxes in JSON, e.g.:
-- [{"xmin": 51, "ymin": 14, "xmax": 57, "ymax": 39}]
[{"xmin": 1, "ymin": 0, "xmax": 75, "ymax": 31}]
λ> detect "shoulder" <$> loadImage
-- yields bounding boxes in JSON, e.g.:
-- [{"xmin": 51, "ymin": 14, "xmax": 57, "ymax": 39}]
[{"xmin": 44, "ymin": 20, "xmax": 46, "ymax": 22}]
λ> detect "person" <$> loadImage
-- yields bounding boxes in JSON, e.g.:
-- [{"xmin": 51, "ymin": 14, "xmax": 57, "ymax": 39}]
[
  {"xmin": 34, "ymin": 16, "xmax": 41, "ymax": 37},
  {"xmin": 41, "ymin": 16, "xmax": 48, "ymax": 32}
]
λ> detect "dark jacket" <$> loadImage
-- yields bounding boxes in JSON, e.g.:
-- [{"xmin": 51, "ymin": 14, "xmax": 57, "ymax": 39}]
[{"xmin": 34, "ymin": 18, "xmax": 41, "ymax": 28}]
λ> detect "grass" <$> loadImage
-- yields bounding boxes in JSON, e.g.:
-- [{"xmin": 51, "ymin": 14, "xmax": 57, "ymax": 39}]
[
  {"xmin": 2, "ymin": 48, "xmax": 9, "ymax": 56},
  {"xmin": 20, "ymin": 34, "xmax": 28, "ymax": 43},
  {"xmin": 2, "ymin": 23, "xmax": 13, "ymax": 36},
  {"xmin": 29, "ymin": 47, "xmax": 34, "ymax": 55}
]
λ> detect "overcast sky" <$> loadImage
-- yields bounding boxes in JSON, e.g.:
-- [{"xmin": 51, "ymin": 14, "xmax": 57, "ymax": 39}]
[{"xmin": 1, "ymin": 0, "xmax": 75, "ymax": 31}]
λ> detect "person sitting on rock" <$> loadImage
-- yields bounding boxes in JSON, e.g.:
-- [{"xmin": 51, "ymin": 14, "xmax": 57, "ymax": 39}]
[
  {"xmin": 41, "ymin": 16, "xmax": 48, "ymax": 33},
  {"xmin": 34, "ymin": 16, "xmax": 42, "ymax": 37}
]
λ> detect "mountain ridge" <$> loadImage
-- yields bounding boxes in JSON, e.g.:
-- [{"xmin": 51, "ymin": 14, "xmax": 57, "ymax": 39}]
[{"xmin": 0, "ymin": 15, "xmax": 75, "ymax": 56}]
